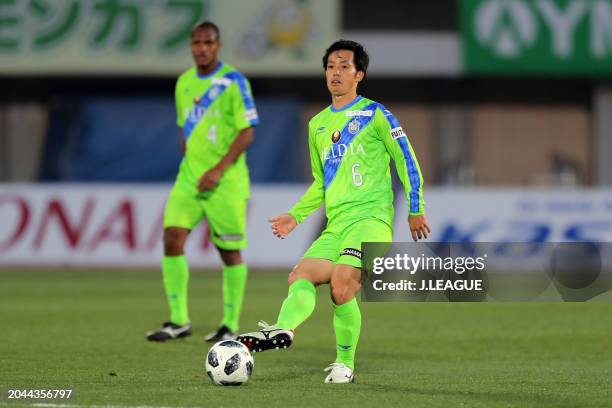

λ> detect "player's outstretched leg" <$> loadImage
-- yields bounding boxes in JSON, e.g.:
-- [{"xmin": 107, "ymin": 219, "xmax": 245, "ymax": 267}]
[
  {"xmin": 237, "ymin": 259, "xmax": 332, "ymax": 352},
  {"xmin": 237, "ymin": 279, "xmax": 315, "ymax": 351},
  {"xmin": 236, "ymin": 320, "xmax": 294, "ymax": 352},
  {"xmin": 325, "ymin": 264, "xmax": 361, "ymax": 383}
]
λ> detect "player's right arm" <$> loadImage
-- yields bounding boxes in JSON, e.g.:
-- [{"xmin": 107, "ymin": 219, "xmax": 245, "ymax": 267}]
[{"xmin": 270, "ymin": 121, "xmax": 324, "ymax": 238}]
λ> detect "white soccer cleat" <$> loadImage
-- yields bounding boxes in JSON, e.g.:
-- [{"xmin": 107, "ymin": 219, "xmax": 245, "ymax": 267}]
[
  {"xmin": 236, "ymin": 320, "xmax": 294, "ymax": 352},
  {"xmin": 323, "ymin": 363, "xmax": 355, "ymax": 384}
]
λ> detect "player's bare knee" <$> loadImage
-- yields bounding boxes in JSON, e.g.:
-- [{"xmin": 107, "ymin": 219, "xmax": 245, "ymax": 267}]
[
  {"xmin": 163, "ymin": 228, "xmax": 187, "ymax": 256},
  {"xmin": 287, "ymin": 269, "xmax": 304, "ymax": 285},
  {"xmin": 218, "ymin": 248, "xmax": 242, "ymax": 266},
  {"xmin": 288, "ymin": 267, "xmax": 315, "ymax": 286},
  {"xmin": 287, "ymin": 270, "xmax": 297, "ymax": 285},
  {"xmin": 330, "ymin": 285, "xmax": 350, "ymax": 305},
  {"xmin": 331, "ymin": 288, "xmax": 351, "ymax": 305},
  {"xmin": 331, "ymin": 279, "xmax": 361, "ymax": 304}
]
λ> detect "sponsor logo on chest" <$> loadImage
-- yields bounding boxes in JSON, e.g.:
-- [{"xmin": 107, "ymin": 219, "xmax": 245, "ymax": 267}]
[
  {"xmin": 186, "ymin": 84, "xmax": 227, "ymax": 122},
  {"xmin": 345, "ymin": 110, "xmax": 373, "ymax": 117},
  {"xmin": 321, "ymin": 141, "xmax": 366, "ymax": 162}
]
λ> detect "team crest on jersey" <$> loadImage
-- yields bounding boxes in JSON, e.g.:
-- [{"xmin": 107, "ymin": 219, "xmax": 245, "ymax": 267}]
[
  {"xmin": 194, "ymin": 95, "xmax": 201, "ymax": 104},
  {"xmin": 348, "ymin": 118, "xmax": 360, "ymax": 135},
  {"xmin": 209, "ymin": 86, "xmax": 219, "ymax": 99},
  {"xmin": 331, "ymin": 130, "xmax": 341, "ymax": 143}
]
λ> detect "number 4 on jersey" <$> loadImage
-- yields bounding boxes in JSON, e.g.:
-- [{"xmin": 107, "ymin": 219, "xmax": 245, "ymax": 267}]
[{"xmin": 208, "ymin": 125, "xmax": 217, "ymax": 144}]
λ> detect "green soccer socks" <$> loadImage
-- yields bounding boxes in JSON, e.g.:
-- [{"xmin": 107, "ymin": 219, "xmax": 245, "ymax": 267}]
[
  {"xmin": 333, "ymin": 298, "xmax": 361, "ymax": 370},
  {"xmin": 276, "ymin": 279, "xmax": 317, "ymax": 330},
  {"xmin": 162, "ymin": 255, "xmax": 190, "ymax": 325},
  {"xmin": 221, "ymin": 263, "xmax": 248, "ymax": 332}
]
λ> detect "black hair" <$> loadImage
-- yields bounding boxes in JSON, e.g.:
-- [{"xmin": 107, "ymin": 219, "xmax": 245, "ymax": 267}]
[
  {"xmin": 322, "ymin": 39, "xmax": 369, "ymax": 76},
  {"xmin": 191, "ymin": 21, "xmax": 220, "ymax": 40}
]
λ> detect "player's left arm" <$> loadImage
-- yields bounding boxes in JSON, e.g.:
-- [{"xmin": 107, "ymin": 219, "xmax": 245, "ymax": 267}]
[
  {"xmin": 271, "ymin": 120, "xmax": 324, "ymax": 239},
  {"xmin": 376, "ymin": 107, "xmax": 430, "ymax": 241},
  {"xmin": 198, "ymin": 74, "xmax": 259, "ymax": 192}
]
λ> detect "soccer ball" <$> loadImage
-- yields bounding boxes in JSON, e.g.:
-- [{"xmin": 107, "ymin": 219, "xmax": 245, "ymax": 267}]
[{"xmin": 205, "ymin": 340, "xmax": 254, "ymax": 386}]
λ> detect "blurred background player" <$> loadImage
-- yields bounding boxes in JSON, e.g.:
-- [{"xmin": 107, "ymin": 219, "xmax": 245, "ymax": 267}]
[
  {"xmin": 237, "ymin": 40, "xmax": 430, "ymax": 382},
  {"xmin": 147, "ymin": 21, "xmax": 259, "ymax": 342}
]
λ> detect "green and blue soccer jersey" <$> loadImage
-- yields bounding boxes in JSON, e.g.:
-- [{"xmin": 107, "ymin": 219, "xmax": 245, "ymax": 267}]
[
  {"xmin": 164, "ymin": 62, "xmax": 257, "ymax": 249},
  {"xmin": 289, "ymin": 95, "xmax": 425, "ymax": 229},
  {"xmin": 175, "ymin": 62, "xmax": 258, "ymax": 198}
]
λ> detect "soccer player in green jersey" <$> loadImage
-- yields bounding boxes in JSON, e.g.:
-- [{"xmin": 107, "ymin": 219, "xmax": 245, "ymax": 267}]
[
  {"xmin": 237, "ymin": 40, "xmax": 430, "ymax": 383},
  {"xmin": 147, "ymin": 22, "xmax": 258, "ymax": 342}
]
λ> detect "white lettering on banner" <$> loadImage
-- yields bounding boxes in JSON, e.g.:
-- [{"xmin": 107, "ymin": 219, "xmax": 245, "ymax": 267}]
[
  {"xmin": 476, "ymin": 0, "xmax": 538, "ymax": 58},
  {"xmin": 475, "ymin": 0, "xmax": 612, "ymax": 59},
  {"xmin": 592, "ymin": 0, "xmax": 612, "ymax": 58},
  {"xmin": 0, "ymin": 185, "xmax": 323, "ymax": 268},
  {"xmin": 537, "ymin": 0, "xmax": 587, "ymax": 58}
]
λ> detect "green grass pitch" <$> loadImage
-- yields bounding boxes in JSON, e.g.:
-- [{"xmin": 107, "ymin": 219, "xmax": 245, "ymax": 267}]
[{"xmin": 1, "ymin": 270, "xmax": 610, "ymax": 408}]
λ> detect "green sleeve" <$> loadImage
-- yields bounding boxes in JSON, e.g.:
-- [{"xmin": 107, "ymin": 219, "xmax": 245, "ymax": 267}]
[
  {"xmin": 288, "ymin": 122, "xmax": 325, "ymax": 224},
  {"xmin": 175, "ymin": 77, "xmax": 185, "ymax": 128},
  {"xmin": 376, "ymin": 107, "xmax": 425, "ymax": 215}
]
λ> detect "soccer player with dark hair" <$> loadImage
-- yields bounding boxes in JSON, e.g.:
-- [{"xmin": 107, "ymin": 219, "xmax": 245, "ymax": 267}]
[
  {"xmin": 147, "ymin": 21, "xmax": 258, "ymax": 342},
  {"xmin": 237, "ymin": 40, "xmax": 430, "ymax": 383}
]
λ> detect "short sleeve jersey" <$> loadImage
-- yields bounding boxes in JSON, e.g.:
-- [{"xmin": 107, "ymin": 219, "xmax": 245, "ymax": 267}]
[{"xmin": 175, "ymin": 62, "xmax": 258, "ymax": 197}]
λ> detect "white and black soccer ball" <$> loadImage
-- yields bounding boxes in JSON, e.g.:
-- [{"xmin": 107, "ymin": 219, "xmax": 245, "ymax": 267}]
[{"xmin": 205, "ymin": 340, "xmax": 254, "ymax": 386}]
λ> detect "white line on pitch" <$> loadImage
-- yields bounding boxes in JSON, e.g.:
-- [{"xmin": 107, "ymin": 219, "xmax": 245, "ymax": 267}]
[{"xmin": 29, "ymin": 404, "xmax": 199, "ymax": 408}]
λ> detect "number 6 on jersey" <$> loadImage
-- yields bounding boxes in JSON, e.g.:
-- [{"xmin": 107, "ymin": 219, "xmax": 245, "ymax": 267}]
[{"xmin": 351, "ymin": 163, "xmax": 363, "ymax": 186}]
